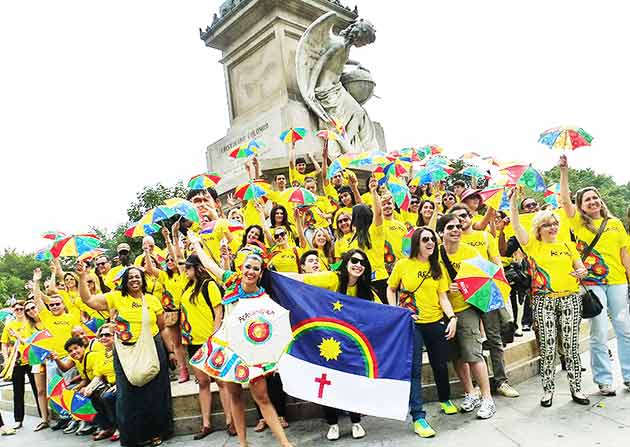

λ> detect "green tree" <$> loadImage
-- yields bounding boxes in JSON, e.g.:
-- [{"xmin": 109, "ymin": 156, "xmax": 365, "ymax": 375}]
[{"xmin": 0, "ymin": 249, "xmax": 50, "ymax": 305}]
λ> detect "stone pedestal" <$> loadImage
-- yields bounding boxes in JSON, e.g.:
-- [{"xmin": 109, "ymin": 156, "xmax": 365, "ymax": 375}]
[{"xmin": 201, "ymin": 0, "xmax": 363, "ymax": 193}]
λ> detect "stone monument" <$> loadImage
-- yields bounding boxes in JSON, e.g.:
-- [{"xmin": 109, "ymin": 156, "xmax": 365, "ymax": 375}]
[{"xmin": 200, "ymin": 0, "xmax": 386, "ymax": 193}]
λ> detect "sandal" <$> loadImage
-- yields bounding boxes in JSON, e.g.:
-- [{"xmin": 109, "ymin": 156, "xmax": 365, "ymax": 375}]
[
  {"xmin": 254, "ymin": 419, "xmax": 267, "ymax": 432},
  {"xmin": 226, "ymin": 423, "xmax": 237, "ymax": 437},
  {"xmin": 193, "ymin": 426, "xmax": 214, "ymax": 440},
  {"xmin": 34, "ymin": 421, "xmax": 49, "ymax": 432},
  {"xmin": 151, "ymin": 436, "xmax": 163, "ymax": 446},
  {"xmin": 109, "ymin": 431, "xmax": 120, "ymax": 442},
  {"xmin": 93, "ymin": 429, "xmax": 115, "ymax": 441},
  {"xmin": 279, "ymin": 417, "xmax": 289, "ymax": 429}
]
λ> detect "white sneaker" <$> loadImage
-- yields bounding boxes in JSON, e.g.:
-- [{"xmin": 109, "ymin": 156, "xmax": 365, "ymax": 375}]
[
  {"xmin": 497, "ymin": 382, "xmax": 520, "ymax": 398},
  {"xmin": 351, "ymin": 423, "xmax": 366, "ymax": 439},
  {"xmin": 326, "ymin": 424, "xmax": 340, "ymax": 441},
  {"xmin": 477, "ymin": 398, "xmax": 496, "ymax": 419},
  {"xmin": 599, "ymin": 384, "xmax": 616, "ymax": 396},
  {"xmin": 460, "ymin": 392, "xmax": 481, "ymax": 412}
]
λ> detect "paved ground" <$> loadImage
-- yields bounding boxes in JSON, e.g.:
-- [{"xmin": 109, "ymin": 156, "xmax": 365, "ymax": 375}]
[{"xmin": 2, "ymin": 341, "xmax": 629, "ymax": 447}]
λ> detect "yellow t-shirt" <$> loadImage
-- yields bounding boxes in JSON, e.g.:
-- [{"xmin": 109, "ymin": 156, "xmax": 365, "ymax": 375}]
[
  {"xmin": 87, "ymin": 338, "xmax": 105, "ymax": 353},
  {"xmin": 441, "ymin": 243, "xmax": 481, "ymax": 313},
  {"xmin": 269, "ymin": 246, "xmax": 303, "ymax": 273},
  {"xmin": 303, "ymin": 271, "xmax": 382, "ymax": 303},
  {"xmin": 383, "ymin": 218, "xmax": 409, "ymax": 275},
  {"xmin": 104, "ymin": 266, "xmax": 124, "ymax": 290},
  {"xmin": 58, "ymin": 290, "xmax": 81, "ymax": 321},
  {"xmin": 72, "ymin": 350, "xmax": 106, "ymax": 381},
  {"xmin": 346, "ymin": 224, "xmax": 388, "ymax": 281},
  {"xmin": 179, "ymin": 279, "xmax": 223, "ymax": 345},
  {"xmin": 94, "ymin": 350, "xmax": 116, "ymax": 384},
  {"xmin": 399, "ymin": 210, "xmax": 418, "ymax": 227},
  {"xmin": 242, "ymin": 201, "xmax": 264, "ymax": 228},
  {"xmin": 1, "ymin": 320, "xmax": 36, "ymax": 360},
  {"xmin": 39, "ymin": 309, "xmax": 81, "ymax": 356},
  {"xmin": 569, "ymin": 215, "xmax": 629, "ymax": 285},
  {"xmin": 334, "ymin": 232, "xmax": 353, "ymax": 260},
  {"xmin": 201, "ymin": 219, "xmax": 230, "ymax": 264},
  {"xmin": 522, "ymin": 237, "xmax": 581, "ymax": 296},
  {"xmin": 105, "ymin": 291, "xmax": 163, "ymax": 343},
  {"xmin": 289, "ymin": 167, "xmax": 318, "ymax": 186},
  {"xmin": 324, "ymin": 182, "xmax": 340, "ymax": 203},
  {"xmin": 162, "ymin": 271, "xmax": 183, "ymax": 311},
  {"xmin": 388, "ymin": 258, "xmax": 450, "ymax": 323},
  {"xmin": 461, "ymin": 230, "xmax": 500, "ymax": 262},
  {"xmin": 133, "ymin": 248, "xmax": 166, "ymax": 267}
]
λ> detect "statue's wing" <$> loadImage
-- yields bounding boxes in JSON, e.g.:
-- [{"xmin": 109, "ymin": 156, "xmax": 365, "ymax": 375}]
[{"xmin": 296, "ymin": 12, "xmax": 337, "ymax": 122}]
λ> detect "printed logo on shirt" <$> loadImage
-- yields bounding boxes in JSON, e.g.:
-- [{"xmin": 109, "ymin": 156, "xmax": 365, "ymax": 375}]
[
  {"xmin": 131, "ymin": 301, "xmax": 142, "ymax": 309},
  {"xmin": 550, "ymin": 248, "xmax": 571, "ymax": 257}
]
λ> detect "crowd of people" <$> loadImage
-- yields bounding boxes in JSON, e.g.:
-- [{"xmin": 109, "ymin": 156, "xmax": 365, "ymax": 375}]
[{"xmin": 2, "ymin": 148, "xmax": 630, "ymax": 447}]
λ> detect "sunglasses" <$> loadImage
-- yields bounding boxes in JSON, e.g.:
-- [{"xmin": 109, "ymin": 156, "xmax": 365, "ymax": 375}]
[
  {"xmin": 96, "ymin": 262, "xmax": 107, "ymax": 267},
  {"xmin": 349, "ymin": 257, "xmax": 368, "ymax": 267},
  {"xmin": 14, "ymin": 307, "xmax": 25, "ymax": 311},
  {"xmin": 99, "ymin": 333, "xmax": 113, "ymax": 338},
  {"xmin": 25, "ymin": 307, "xmax": 36, "ymax": 312},
  {"xmin": 337, "ymin": 217, "xmax": 350, "ymax": 224},
  {"xmin": 523, "ymin": 202, "xmax": 538, "ymax": 209},
  {"xmin": 445, "ymin": 223, "xmax": 462, "ymax": 231},
  {"xmin": 274, "ymin": 232, "xmax": 287, "ymax": 240},
  {"xmin": 454, "ymin": 213, "xmax": 470, "ymax": 219},
  {"xmin": 421, "ymin": 236, "xmax": 436, "ymax": 243},
  {"xmin": 410, "ymin": 201, "xmax": 419, "ymax": 206},
  {"xmin": 541, "ymin": 221, "xmax": 559, "ymax": 228},
  {"xmin": 444, "ymin": 196, "xmax": 455, "ymax": 201},
  {"xmin": 49, "ymin": 302, "xmax": 63, "ymax": 308}
]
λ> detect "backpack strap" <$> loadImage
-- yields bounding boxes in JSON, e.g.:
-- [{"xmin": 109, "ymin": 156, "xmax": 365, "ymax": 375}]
[
  {"xmin": 580, "ymin": 218, "xmax": 609, "ymax": 261},
  {"xmin": 439, "ymin": 246, "xmax": 458, "ymax": 282},
  {"xmin": 200, "ymin": 278, "xmax": 225, "ymax": 320}
]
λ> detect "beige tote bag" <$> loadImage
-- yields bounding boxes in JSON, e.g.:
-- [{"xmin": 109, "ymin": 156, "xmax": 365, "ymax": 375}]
[{"xmin": 114, "ymin": 295, "xmax": 160, "ymax": 387}]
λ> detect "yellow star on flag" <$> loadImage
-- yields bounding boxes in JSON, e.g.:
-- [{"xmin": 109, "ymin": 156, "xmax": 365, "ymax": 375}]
[
  {"xmin": 332, "ymin": 300, "xmax": 343, "ymax": 311},
  {"xmin": 318, "ymin": 337, "xmax": 342, "ymax": 361}
]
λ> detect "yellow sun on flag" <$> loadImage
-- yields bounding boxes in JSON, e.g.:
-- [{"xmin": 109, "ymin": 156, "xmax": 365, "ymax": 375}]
[{"xmin": 318, "ymin": 337, "xmax": 342, "ymax": 361}]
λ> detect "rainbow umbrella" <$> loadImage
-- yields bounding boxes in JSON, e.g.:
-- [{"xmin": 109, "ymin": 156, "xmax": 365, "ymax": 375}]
[
  {"xmin": 61, "ymin": 388, "xmax": 97, "ymax": 422},
  {"xmin": 478, "ymin": 187, "xmax": 510, "ymax": 211},
  {"xmin": 229, "ymin": 140, "xmax": 261, "ymax": 159},
  {"xmin": 83, "ymin": 317, "xmax": 106, "ymax": 336},
  {"xmin": 544, "ymin": 183, "xmax": 561, "ymax": 208},
  {"xmin": 401, "ymin": 228, "xmax": 415, "ymax": 257},
  {"xmin": 538, "ymin": 126, "xmax": 593, "ymax": 151},
  {"xmin": 461, "ymin": 166, "xmax": 488, "ymax": 179},
  {"xmin": 326, "ymin": 159, "xmax": 345, "ymax": 179},
  {"xmin": 22, "ymin": 330, "xmax": 53, "ymax": 365},
  {"xmin": 417, "ymin": 145, "xmax": 444, "ymax": 159},
  {"xmin": 280, "ymin": 127, "xmax": 307, "ymax": 144},
  {"xmin": 200, "ymin": 220, "xmax": 245, "ymax": 235},
  {"xmin": 35, "ymin": 248, "xmax": 53, "ymax": 261},
  {"xmin": 78, "ymin": 248, "xmax": 106, "ymax": 263},
  {"xmin": 350, "ymin": 150, "xmax": 393, "ymax": 167},
  {"xmin": 164, "ymin": 198, "xmax": 201, "ymax": 224},
  {"xmin": 234, "ymin": 182, "xmax": 268, "ymax": 201},
  {"xmin": 372, "ymin": 166, "xmax": 388, "ymax": 186},
  {"xmin": 49, "ymin": 234, "xmax": 101, "ymax": 258},
  {"xmin": 47, "ymin": 373, "xmax": 66, "ymax": 399},
  {"xmin": 188, "ymin": 172, "xmax": 222, "ymax": 189},
  {"xmin": 387, "ymin": 177, "xmax": 411, "ymax": 210},
  {"xmin": 455, "ymin": 256, "xmax": 510, "ymax": 312},
  {"xmin": 124, "ymin": 221, "xmax": 161, "ymax": 238},
  {"xmin": 41, "ymin": 231, "xmax": 66, "ymax": 241},
  {"xmin": 501, "ymin": 164, "xmax": 546, "ymax": 192},
  {"xmin": 315, "ymin": 129, "xmax": 340, "ymax": 141},
  {"xmin": 143, "ymin": 206, "xmax": 176, "ymax": 225},
  {"xmin": 410, "ymin": 165, "xmax": 452, "ymax": 186},
  {"xmin": 287, "ymin": 187, "xmax": 318, "ymax": 206},
  {"xmin": 0, "ymin": 308, "xmax": 13, "ymax": 323},
  {"xmin": 383, "ymin": 159, "xmax": 411, "ymax": 177}
]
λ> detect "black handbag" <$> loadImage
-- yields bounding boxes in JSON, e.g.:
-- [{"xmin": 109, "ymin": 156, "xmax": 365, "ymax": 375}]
[{"xmin": 576, "ymin": 218, "xmax": 608, "ymax": 319}]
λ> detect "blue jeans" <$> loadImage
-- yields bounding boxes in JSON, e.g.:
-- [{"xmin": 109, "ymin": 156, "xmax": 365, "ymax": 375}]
[
  {"xmin": 588, "ymin": 285, "xmax": 630, "ymax": 385},
  {"xmin": 409, "ymin": 324, "xmax": 426, "ymax": 421}
]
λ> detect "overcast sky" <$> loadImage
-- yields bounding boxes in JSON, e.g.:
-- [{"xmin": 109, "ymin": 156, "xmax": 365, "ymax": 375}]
[{"xmin": 1, "ymin": 0, "xmax": 628, "ymax": 252}]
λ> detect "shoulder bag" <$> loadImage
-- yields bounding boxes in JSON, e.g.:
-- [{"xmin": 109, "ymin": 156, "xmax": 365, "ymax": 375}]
[
  {"xmin": 398, "ymin": 274, "xmax": 429, "ymax": 314},
  {"xmin": 575, "ymin": 218, "xmax": 608, "ymax": 319},
  {"xmin": 114, "ymin": 294, "xmax": 160, "ymax": 386}
]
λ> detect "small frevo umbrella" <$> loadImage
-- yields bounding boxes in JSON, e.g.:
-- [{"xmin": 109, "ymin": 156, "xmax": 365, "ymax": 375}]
[
  {"xmin": 224, "ymin": 296, "xmax": 292, "ymax": 366},
  {"xmin": 455, "ymin": 256, "xmax": 510, "ymax": 312}
]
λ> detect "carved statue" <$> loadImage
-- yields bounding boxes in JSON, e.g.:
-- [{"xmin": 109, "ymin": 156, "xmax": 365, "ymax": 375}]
[{"xmin": 296, "ymin": 12, "xmax": 379, "ymax": 157}]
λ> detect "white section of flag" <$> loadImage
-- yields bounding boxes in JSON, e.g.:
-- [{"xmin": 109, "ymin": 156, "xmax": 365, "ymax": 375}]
[{"xmin": 278, "ymin": 353, "xmax": 410, "ymax": 421}]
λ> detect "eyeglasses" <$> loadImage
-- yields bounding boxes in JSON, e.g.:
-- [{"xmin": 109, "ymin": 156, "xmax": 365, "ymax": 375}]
[
  {"xmin": 87, "ymin": 280, "xmax": 95, "ymax": 284},
  {"xmin": 421, "ymin": 236, "xmax": 436, "ymax": 243},
  {"xmin": 14, "ymin": 307, "xmax": 24, "ymax": 311},
  {"xmin": 445, "ymin": 223, "xmax": 462, "ymax": 231},
  {"xmin": 541, "ymin": 221, "xmax": 559, "ymax": 228},
  {"xmin": 349, "ymin": 257, "xmax": 368, "ymax": 267},
  {"xmin": 49, "ymin": 302, "xmax": 63, "ymax": 308},
  {"xmin": 96, "ymin": 262, "xmax": 107, "ymax": 267},
  {"xmin": 410, "ymin": 201, "xmax": 419, "ymax": 206},
  {"xmin": 444, "ymin": 196, "xmax": 455, "ymax": 201},
  {"xmin": 454, "ymin": 213, "xmax": 470, "ymax": 219},
  {"xmin": 523, "ymin": 202, "xmax": 538, "ymax": 210},
  {"xmin": 337, "ymin": 217, "xmax": 350, "ymax": 224},
  {"xmin": 99, "ymin": 333, "xmax": 113, "ymax": 338},
  {"xmin": 274, "ymin": 231, "xmax": 287, "ymax": 240},
  {"xmin": 25, "ymin": 307, "xmax": 36, "ymax": 312}
]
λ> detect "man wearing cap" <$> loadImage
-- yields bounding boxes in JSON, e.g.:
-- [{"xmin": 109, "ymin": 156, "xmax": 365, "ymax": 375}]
[
  {"xmin": 103, "ymin": 243, "xmax": 132, "ymax": 290},
  {"xmin": 461, "ymin": 188, "xmax": 495, "ymax": 231}
]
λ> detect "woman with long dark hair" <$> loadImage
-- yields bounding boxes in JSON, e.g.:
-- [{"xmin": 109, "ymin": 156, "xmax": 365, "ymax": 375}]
[
  {"xmin": 269, "ymin": 205, "xmax": 296, "ymax": 244},
  {"xmin": 77, "ymin": 264, "xmax": 173, "ymax": 447},
  {"xmin": 277, "ymin": 248, "xmax": 377, "ymax": 440},
  {"xmin": 416, "ymin": 199, "xmax": 439, "ymax": 229},
  {"xmin": 232, "ymin": 224, "xmax": 267, "ymax": 271},
  {"xmin": 333, "ymin": 209, "xmax": 353, "ymax": 261},
  {"xmin": 188, "ymin": 235, "xmax": 294, "ymax": 447},
  {"xmin": 386, "ymin": 227, "xmax": 458, "ymax": 438}
]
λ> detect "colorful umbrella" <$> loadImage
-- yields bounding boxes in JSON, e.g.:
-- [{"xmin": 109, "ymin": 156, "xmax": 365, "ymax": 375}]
[
  {"xmin": 410, "ymin": 165, "xmax": 452, "ymax": 186},
  {"xmin": 315, "ymin": 129, "xmax": 340, "ymax": 141},
  {"xmin": 224, "ymin": 296, "xmax": 292, "ymax": 366},
  {"xmin": 229, "ymin": 140, "xmax": 261, "ymax": 159},
  {"xmin": 0, "ymin": 308, "xmax": 13, "ymax": 323},
  {"xmin": 124, "ymin": 221, "xmax": 161, "ymax": 238},
  {"xmin": 200, "ymin": 220, "xmax": 245, "ymax": 235},
  {"xmin": 383, "ymin": 159, "xmax": 411, "ymax": 177},
  {"xmin": 478, "ymin": 187, "xmax": 510, "ymax": 211},
  {"xmin": 501, "ymin": 164, "xmax": 546, "ymax": 192},
  {"xmin": 455, "ymin": 256, "xmax": 510, "ymax": 312},
  {"xmin": 188, "ymin": 172, "xmax": 222, "ymax": 189},
  {"xmin": 234, "ymin": 182, "xmax": 268, "ymax": 201},
  {"xmin": 78, "ymin": 248, "xmax": 106, "ymax": 263},
  {"xmin": 418, "ymin": 145, "xmax": 445, "ymax": 159},
  {"xmin": 280, "ymin": 127, "xmax": 307, "ymax": 144},
  {"xmin": 387, "ymin": 177, "xmax": 411, "ymax": 211},
  {"xmin": 47, "ymin": 373, "xmax": 66, "ymax": 399},
  {"xmin": 61, "ymin": 388, "xmax": 97, "ymax": 422},
  {"xmin": 538, "ymin": 126, "xmax": 593, "ymax": 151},
  {"xmin": 83, "ymin": 317, "xmax": 106, "ymax": 336},
  {"xmin": 326, "ymin": 159, "xmax": 345, "ymax": 179},
  {"xmin": 544, "ymin": 183, "xmax": 561, "ymax": 208},
  {"xmin": 401, "ymin": 228, "xmax": 415, "ymax": 257},
  {"xmin": 49, "ymin": 234, "xmax": 101, "ymax": 258},
  {"xmin": 164, "ymin": 198, "xmax": 201, "ymax": 224},
  {"xmin": 22, "ymin": 330, "xmax": 54, "ymax": 365},
  {"xmin": 350, "ymin": 150, "xmax": 393, "ymax": 167},
  {"xmin": 461, "ymin": 166, "xmax": 489, "ymax": 179},
  {"xmin": 395, "ymin": 147, "xmax": 422, "ymax": 163},
  {"xmin": 285, "ymin": 187, "xmax": 318, "ymax": 206},
  {"xmin": 41, "ymin": 231, "xmax": 66, "ymax": 241},
  {"xmin": 35, "ymin": 248, "xmax": 53, "ymax": 261}
]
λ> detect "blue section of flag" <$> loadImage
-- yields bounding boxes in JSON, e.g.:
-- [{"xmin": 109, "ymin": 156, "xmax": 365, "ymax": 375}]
[{"xmin": 270, "ymin": 272, "xmax": 413, "ymax": 381}]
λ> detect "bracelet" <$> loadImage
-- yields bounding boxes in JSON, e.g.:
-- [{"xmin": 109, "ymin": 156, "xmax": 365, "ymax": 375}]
[{"xmin": 448, "ymin": 315, "xmax": 457, "ymax": 320}]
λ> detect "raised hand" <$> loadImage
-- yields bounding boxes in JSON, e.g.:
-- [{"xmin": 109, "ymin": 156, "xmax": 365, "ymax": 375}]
[
  {"xmin": 558, "ymin": 154, "xmax": 568, "ymax": 170},
  {"xmin": 33, "ymin": 267, "xmax": 42, "ymax": 282}
]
